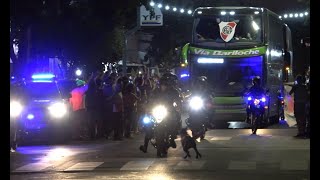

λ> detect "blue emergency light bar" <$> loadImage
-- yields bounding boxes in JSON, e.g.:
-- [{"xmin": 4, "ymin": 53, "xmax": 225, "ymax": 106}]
[
  {"xmin": 32, "ymin": 73, "xmax": 55, "ymax": 79},
  {"xmin": 180, "ymin": 73, "xmax": 190, "ymax": 78},
  {"xmin": 31, "ymin": 73, "xmax": 55, "ymax": 83}
]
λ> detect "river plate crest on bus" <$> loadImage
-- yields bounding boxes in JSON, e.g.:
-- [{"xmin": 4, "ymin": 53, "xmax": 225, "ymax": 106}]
[{"xmin": 219, "ymin": 21, "xmax": 237, "ymax": 42}]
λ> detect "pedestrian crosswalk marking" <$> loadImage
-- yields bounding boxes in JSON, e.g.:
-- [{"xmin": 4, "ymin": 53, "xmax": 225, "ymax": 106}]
[
  {"xmin": 228, "ymin": 161, "xmax": 256, "ymax": 170},
  {"xmin": 210, "ymin": 137, "xmax": 232, "ymax": 141},
  {"xmin": 14, "ymin": 163, "xmax": 52, "ymax": 172},
  {"xmin": 120, "ymin": 160, "xmax": 154, "ymax": 171},
  {"xmin": 280, "ymin": 160, "xmax": 309, "ymax": 170},
  {"xmin": 64, "ymin": 162, "xmax": 104, "ymax": 172},
  {"xmin": 12, "ymin": 159, "xmax": 310, "ymax": 172},
  {"xmin": 173, "ymin": 160, "xmax": 206, "ymax": 170}
]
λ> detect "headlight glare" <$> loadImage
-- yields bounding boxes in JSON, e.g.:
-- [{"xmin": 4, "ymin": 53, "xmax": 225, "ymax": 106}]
[
  {"xmin": 10, "ymin": 101, "xmax": 23, "ymax": 117},
  {"xmin": 189, "ymin": 96, "xmax": 204, "ymax": 110},
  {"xmin": 48, "ymin": 102, "xmax": 67, "ymax": 118},
  {"xmin": 152, "ymin": 105, "xmax": 167, "ymax": 123}
]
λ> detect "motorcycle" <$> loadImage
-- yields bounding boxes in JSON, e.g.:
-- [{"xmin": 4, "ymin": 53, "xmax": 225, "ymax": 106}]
[
  {"xmin": 246, "ymin": 95, "xmax": 267, "ymax": 134},
  {"xmin": 185, "ymin": 95, "xmax": 214, "ymax": 140},
  {"xmin": 141, "ymin": 103, "xmax": 180, "ymax": 157}
]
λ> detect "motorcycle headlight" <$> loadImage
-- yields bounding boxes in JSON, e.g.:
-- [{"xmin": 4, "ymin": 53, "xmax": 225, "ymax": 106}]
[
  {"xmin": 189, "ymin": 96, "xmax": 204, "ymax": 110},
  {"xmin": 143, "ymin": 116, "xmax": 152, "ymax": 124},
  {"xmin": 10, "ymin": 101, "xmax": 23, "ymax": 117},
  {"xmin": 152, "ymin": 105, "xmax": 167, "ymax": 123},
  {"xmin": 48, "ymin": 102, "xmax": 67, "ymax": 118}
]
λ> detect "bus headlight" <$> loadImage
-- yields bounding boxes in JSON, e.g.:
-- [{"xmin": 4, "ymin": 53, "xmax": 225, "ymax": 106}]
[
  {"xmin": 189, "ymin": 96, "xmax": 204, "ymax": 110},
  {"xmin": 48, "ymin": 102, "xmax": 67, "ymax": 118},
  {"xmin": 10, "ymin": 101, "xmax": 23, "ymax": 117},
  {"xmin": 152, "ymin": 105, "xmax": 167, "ymax": 123}
]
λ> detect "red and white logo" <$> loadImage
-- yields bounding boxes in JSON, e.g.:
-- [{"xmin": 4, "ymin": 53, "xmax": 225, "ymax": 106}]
[{"xmin": 219, "ymin": 21, "xmax": 237, "ymax": 42}]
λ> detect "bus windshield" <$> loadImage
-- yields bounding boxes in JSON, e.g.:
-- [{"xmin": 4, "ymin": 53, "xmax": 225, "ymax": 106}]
[
  {"xmin": 192, "ymin": 56, "xmax": 263, "ymax": 96},
  {"xmin": 194, "ymin": 14, "xmax": 262, "ymax": 46}
]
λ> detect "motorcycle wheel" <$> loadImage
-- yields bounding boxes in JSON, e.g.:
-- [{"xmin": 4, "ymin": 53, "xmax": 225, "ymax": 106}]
[{"xmin": 251, "ymin": 114, "xmax": 258, "ymax": 134}]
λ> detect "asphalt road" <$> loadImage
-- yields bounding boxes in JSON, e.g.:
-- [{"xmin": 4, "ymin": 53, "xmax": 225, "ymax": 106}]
[{"xmin": 10, "ymin": 123, "xmax": 309, "ymax": 180}]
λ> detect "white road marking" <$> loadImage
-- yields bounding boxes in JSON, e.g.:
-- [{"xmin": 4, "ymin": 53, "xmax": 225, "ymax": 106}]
[
  {"xmin": 64, "ymin": 162, "xmax": 104, "ymax": 172},
  {"xmin": 228, "ymin": 161, "xmax": 256, "ymax": 170},
  {"xmin": 174, "ymin": 160, "xmax": 206, "ymax": 170},
  {"xmin": 120, "ymin": 160, "xmax": 154, "ymax": 171},
  {"xmin": 14, "ymin": 163, "xmax": 52, "ymax": 172},
  {"xmin": 210, "ymin": 137, "xmax": 232, "ymax": 141},
  {"xmin": 280, "ymin": 160, "xmax": 309, "ymax": 170}
]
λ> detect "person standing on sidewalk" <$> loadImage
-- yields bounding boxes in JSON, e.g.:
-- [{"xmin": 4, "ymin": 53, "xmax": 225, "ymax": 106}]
[
  {"xmin": 70, "ymin": 79, "xmax": 89, "ymax": 140},
  {"xmin": 111, "ymin": 77, "xmax": 124, "ymax": 140},
  {"xmin": 123, "ymin": 83, "xmax": 139, "ymax": 138},
  {"xmin": 289, "ymin": 74, "xmax": 308, "ymax": 138}
]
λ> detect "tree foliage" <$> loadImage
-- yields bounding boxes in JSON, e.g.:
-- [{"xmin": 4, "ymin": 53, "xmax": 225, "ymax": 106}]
[{"xmin": 11, "ymin": 0, "xmax": 149, "ymax": 67}]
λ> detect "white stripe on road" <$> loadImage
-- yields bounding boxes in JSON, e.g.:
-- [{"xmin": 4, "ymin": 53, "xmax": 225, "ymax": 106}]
[
  {"xmin": 174, "ymin": 160, "xmax": 206, "ymax": 170},
  {"xmin": 210, "ymin": 137, "xmax": 232, "ymax": 141},
  {"xmin": 280, "ymin": 160, "xmax": 309, "ymax": 170},
  {"xmin": 120, "ymin": 160, "xmax": 154, "ymax": 171},
  {"xmin": 228, "ymin": 161, "xmax": 256, "ymax": 170},
  {"xmin": 14, "ymin": 163, "xmax": 52, "ymax": 172},
  {"xmin": 64, "ymin": 162, "xmax": 104, "ymax": 172}
]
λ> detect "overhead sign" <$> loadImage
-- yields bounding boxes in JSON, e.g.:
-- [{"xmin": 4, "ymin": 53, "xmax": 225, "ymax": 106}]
[{"xmin": 140, "ymin": 5, "xmax": 163, "ymax": 26}]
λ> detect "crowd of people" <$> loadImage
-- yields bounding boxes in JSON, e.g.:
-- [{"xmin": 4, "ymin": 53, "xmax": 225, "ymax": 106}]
[{"xmin": 69, "ymin": 69, "xmax": 161, "ymax": 141}]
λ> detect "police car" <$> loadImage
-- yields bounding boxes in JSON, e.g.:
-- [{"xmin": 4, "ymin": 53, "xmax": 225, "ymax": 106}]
[{"xmin": 14, "ymin": 73, "xmax": 75, "ymax": 144}]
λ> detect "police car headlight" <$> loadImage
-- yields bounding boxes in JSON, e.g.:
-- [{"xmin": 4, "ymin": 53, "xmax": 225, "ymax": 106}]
[
  {"xmin": 152, "ymin": 105, "xmax": 167, "ymax": 123},
  {"xmin": 10, "ymin": 101, "xmax": 23, "ymax": 117},
  {"xmin": 189, "ymin": 96, "xmax": 204, "ymax": 110},
  {"xmin": 48, "ymin": 102, "xmax": 67, "ymax": 118}
]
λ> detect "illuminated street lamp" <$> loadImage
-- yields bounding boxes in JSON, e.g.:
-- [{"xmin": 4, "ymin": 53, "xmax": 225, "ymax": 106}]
[{"xmin": 75, "ymin": 69, "xmax": 82, "ymax": 76}]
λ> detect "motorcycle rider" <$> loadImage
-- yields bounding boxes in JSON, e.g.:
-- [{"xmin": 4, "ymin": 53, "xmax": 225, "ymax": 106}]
[
  {"xmin": 189, "ymin": 76, "xmax": 215, "ymax": 130},
  {"xmin": 245, "ymin": 76, "xmax": 266, "ymax": 133},
  {"xmin": 139, "ymin": 75, "xmax": 182, "ymax": 156}
]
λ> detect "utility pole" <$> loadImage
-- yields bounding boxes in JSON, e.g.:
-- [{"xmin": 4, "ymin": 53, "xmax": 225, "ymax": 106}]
[{"xmin": 122, "ymin": 7, "xmax": 141, "ymax": 75}]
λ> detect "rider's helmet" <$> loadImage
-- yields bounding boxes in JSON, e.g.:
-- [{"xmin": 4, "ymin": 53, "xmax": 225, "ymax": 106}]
[
  {"xmin": 195, "ymin": 76, "xmax": 208, "ymax": 88},
  {"xmin": 252, "ymin": 76, "xmax": 261, "ymax": 86},
  {"xmin": 295, "ymin": 74, "xmax": 305, "ymax": 85},
  {"xmin": 159, "ymin": 75, "xmax": 171, "ymax": 87},
  {"xmin": 161, "ymin": 72, "xmax": 178, "ymax": 87}
]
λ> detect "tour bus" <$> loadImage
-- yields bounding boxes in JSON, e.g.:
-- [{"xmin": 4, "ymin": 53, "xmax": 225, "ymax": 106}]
[{"xmin": 181, "ymin": 7, "xmax": 293, "ymax": 124}]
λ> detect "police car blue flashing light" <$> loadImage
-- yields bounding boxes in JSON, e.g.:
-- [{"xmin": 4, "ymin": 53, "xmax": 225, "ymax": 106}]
[
  {"xmin": 31, "ymin": 73, "xmax": 55, "ymax": 83},
  {"xmin": 247, "ymin": 96, "xmax": 252, "ymax": 101},
  {"xmin": 32, "ymin": 80, "xmax": 54, "ymax": 83},
  {"xmin": 180, "ymin": 73, "xmax": 190, "ymax": 78},
  {"xmin": 32, "ymin": 73, "xmax": 55, "ymax": 79},
  {"xmin": 261, "ymin": 97, "xmax": 266, "ymax": 102}
]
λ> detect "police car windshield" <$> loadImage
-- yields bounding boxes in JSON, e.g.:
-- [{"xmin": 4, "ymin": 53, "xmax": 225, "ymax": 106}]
[{"xmin": 25, "ymin": 82, "xmax": 60, "ymax": 99}]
